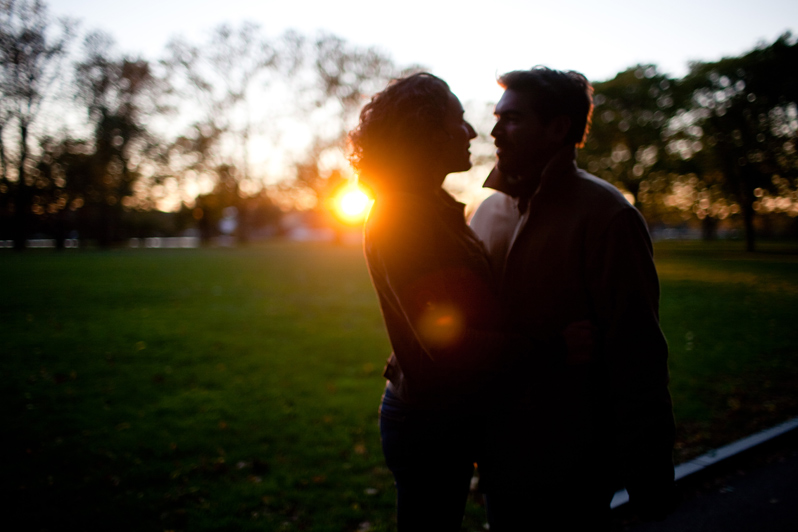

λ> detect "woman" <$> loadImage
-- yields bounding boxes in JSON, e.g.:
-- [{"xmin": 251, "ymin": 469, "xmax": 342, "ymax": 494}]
[{"xmin": 348, "ymin": 73, "xmax": 523, "ymax": 531}]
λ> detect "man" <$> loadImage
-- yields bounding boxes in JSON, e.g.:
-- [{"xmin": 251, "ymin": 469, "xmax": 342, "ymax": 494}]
[{"xmin": 470, "ymin": 67, "xmax": 676, "ymax": 530}]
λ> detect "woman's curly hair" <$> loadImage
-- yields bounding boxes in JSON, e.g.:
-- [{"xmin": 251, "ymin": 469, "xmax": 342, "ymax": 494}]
[{"xmin": 348, "ymin": 72, "xmax": 451, "ymax": 189}]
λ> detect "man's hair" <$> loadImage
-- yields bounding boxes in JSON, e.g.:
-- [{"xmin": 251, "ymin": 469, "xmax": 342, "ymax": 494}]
[
  {"xmin": 498, "ymin": 67, "xmax": 594, "ymax": 147},
  {"xmin": 348, "ymin": 72, "xmax": 451, "ymax": 187}
]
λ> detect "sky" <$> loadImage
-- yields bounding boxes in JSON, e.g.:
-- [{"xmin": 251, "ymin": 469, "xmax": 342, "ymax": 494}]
[
  {"xmin": 48, "ymin": 0, "xmax": 798, "ymax": 105},
  {"xmin": 41, "ymin": 0, "xmax": 798, "ymax": 209}
]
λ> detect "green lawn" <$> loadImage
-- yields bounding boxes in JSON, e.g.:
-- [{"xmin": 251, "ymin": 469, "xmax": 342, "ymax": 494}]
[
  {"xmin": 654, "ymin": 241, "xmax": 798, "ymax": 462},
  {"xmin": 2, "ymin": 240, "xmax": 797, "ymax": 531}
]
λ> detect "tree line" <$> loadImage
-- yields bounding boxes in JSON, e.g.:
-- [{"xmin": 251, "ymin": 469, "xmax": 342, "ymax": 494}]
[
  {"xmin": 2, "ymin": 0, "xmax": 796, "ymax": 251},
  {"xmin": 579, "ymin": 36, "xmax": 798, "ymax": 250},
  {"xmin": 0, "ymin": 0, "xmax": 416, "ymax": 249}
]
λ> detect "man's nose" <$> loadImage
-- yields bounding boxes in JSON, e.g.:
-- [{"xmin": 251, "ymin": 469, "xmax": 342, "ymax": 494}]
[{"xmin": 490, "ymin": 122, "xmax": 500, "ymax": 139}]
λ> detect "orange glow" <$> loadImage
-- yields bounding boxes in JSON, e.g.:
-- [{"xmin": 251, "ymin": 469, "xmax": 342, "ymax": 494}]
[
  {"xmin": 334, "ymin": 184, "xmax": 372, "ymax": 224},
  {"xmin": 417, "ymin": 303, "xmax": 465, "ymax": 348}
]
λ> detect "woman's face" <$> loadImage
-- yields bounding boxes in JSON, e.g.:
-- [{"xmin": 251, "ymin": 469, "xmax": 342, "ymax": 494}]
[{"xmin": 435, "ymin": 92, "xmax": 478, "ymax": 177}]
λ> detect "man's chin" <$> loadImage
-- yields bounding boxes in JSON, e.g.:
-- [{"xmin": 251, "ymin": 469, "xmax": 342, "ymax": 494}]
[{"xmin": 496, "ymin": 159, "xmax": 517, "ymax": 176}]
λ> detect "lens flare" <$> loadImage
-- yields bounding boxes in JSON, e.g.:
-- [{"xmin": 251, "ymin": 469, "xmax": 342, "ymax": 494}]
[{"xmin": 417, "ymin": 303, "xmax": 465, "ymax": 348}]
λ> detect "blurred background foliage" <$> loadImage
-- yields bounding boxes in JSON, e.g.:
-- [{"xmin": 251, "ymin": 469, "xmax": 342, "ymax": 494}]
[
  {"xmin": 579, "ymin": 35, "xmax": 798, "ymax": 250},
  {"xmin": 1, "ymin": 0, "xmax": 797, "ymax": 251}
]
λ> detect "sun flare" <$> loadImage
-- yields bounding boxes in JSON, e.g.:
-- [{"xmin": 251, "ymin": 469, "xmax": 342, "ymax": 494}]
[{"xmin": 335, "ymin": 186, "xmax": 372, "ymax": 223}]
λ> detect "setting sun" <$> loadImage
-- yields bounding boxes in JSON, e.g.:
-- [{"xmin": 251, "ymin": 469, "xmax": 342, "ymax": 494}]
[{"xmin": 335, "ymin": 186, "xmax": 372, "ymax": 223}]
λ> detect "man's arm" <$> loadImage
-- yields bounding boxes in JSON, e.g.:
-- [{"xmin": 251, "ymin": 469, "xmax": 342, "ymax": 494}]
[{"xmin": 586, "ymin": 207, "xmax": 677, "ymax": 518}]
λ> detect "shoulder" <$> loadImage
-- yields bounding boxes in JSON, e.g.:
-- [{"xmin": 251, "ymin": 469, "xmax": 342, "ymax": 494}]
[
  {"xmin": 573, "ymin": 170, "xmax": 631, "ymax": 209},
  {"xmin": 470, "ymin": 191, "xmax": 517, "ymax": 237},
  {"xmin": 367, "ymin": 194, "xmax": 433, "ymax": 233},
  {"xmin": 568, "ymin": 169, "xmax": 647, "ymax": 227},
  {"xmin": 365, "ymin": 197, "xmax": 424, "ymax": 256},
  {"xmin": 365, "ymin": 192, "xmax": 471, "ymax": 260},
  {"xmin": 472, "ymin": 191, "xmax": 515, "ymax": 217},
  {"xmin": 567, "ymin": 173, "xmax": 655, "ymax": 262}
]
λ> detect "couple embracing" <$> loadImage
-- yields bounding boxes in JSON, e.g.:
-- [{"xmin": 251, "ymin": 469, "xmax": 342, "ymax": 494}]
[{"xmin": 347, "ymin": 68, "xmax": 677, "ymax": 531}]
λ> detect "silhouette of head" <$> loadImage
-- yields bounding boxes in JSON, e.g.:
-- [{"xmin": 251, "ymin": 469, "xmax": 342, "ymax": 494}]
[
  {"xmin": 349, "ymin": 72, "xmax": 475, "ymax": 191},
  {"xmin": 498, "ymin": 67, "xmax": 593, "ymax": 148}
]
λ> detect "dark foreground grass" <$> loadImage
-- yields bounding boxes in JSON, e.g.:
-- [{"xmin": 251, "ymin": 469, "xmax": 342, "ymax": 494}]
[{"xmin": 2, "ymin": 240, "xmax": 797, "ymax": 531}]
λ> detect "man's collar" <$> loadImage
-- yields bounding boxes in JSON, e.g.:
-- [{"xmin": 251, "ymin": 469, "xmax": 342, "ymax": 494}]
[
  {"xmin": 483, "ymin": 146, "xmax": 578, "ymax": 199},
  {"xmin": 483, "ymin": 166, "xmax": 528, "ymax": 198}
]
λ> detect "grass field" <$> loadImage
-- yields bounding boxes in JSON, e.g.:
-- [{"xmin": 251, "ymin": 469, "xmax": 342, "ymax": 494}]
[{"xmin": 2, "ymin": 240, "xmax": 797, "ymax": 531}]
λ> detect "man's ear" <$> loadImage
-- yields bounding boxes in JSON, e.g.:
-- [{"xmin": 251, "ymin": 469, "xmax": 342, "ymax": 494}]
[{"xmin": 545, "ymin": 116, "xmax": 571, "ymax": 144}]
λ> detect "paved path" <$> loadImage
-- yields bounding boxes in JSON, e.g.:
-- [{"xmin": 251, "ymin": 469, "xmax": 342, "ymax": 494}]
[{"xmin": 614, "ymin": 426, "xmax": 798, "ymax": 531}]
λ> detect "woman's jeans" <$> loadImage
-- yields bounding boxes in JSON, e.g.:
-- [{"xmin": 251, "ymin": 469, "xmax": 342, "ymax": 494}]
[{"xmin": 379, "ymin": 387, "xmax": 477, "ymax": 532}]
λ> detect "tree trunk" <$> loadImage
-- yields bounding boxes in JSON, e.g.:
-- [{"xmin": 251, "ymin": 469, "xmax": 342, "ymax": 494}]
[
  {"xmin": 0, "ymin": 134, "xmax": 8, "ymax": 240},
  {"xmin": 701, "ymin": 216, "xmax": 718, "ymax": 241},
  {"xmin": 13, "ymin": 123, "xmax": 30, "ymax": 251},
  {"xmin": 98, "ymin": 200, "xmax": 117, "ymax": 249},
  {"xmin": 0, "ymin": 129, "xmax": 7, "ymax": 180},
  {"xmin": 737, "ymin": 166, "xmax": 756, "ymax": 252}
]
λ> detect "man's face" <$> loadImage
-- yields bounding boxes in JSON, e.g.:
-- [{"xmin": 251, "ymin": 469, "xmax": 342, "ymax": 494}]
[{"xmin": 491, "ymin": 89, "xmax": 553, "ymax": 178}]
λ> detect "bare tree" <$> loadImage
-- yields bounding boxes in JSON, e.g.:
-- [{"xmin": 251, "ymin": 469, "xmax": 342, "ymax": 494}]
[
  {"xmin": 164, "ymin": 22, "xmax": 282, "ymax": 185},
  {"xmin": 0, "ymin": 0, "xmax": 75, "ymax": 248},
  {"xmin": 312, "ymin": 33, "xmax": 413, "ymax": 128},
  {"xmin": 282, "ymin": 34, "xmax": 418, "ymax": 206},
  {"xmin": 74, "ymin": 31, "xmax": 166, "ymax": 246},
  {"xmin": 163, "ymin": 22, "xmax": 293, "ymax": 243}
]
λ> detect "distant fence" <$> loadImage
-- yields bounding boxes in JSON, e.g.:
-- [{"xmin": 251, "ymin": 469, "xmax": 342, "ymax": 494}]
[
  {"xmin": 128, "ymin": 237, "xmax": 201, "ymax": 248},
  {"xmin": 1, "ymin": 232, "xmax": 366, "ymax": 249},
  {"xmin": 0, "ymin": 239, "xmax": 79, "ymax": 249},
  {"xmin": 0, "ymin": 237, "xmax": 200, "ymax": 249}
]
